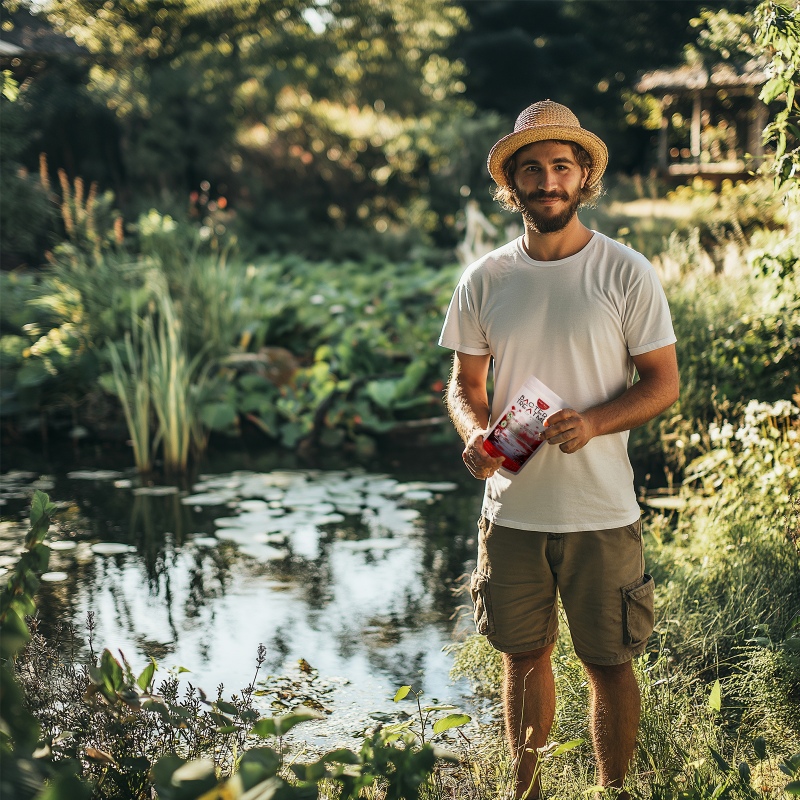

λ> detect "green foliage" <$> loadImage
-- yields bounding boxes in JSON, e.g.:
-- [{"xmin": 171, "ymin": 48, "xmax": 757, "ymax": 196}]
[{"xmin": 757, "ymin": 1, "xmax": 800, "ymax": 197}]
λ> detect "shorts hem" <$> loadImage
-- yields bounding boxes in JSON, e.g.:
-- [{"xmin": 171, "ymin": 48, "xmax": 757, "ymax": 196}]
[
  {"xmin": 486, "ymin": 633, "xmax": 558, "ymax": 655},
  {"xmin": 575, "ymin": 642, "xmax": 648, "ymax": 666}
]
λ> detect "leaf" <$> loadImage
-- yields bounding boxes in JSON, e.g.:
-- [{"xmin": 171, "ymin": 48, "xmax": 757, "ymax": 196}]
[
  {"xmin": 738, "ymin": 761, "xmax": 751, "ymax": 783},
  {"xmin": 100, "ymin": 648, "xmax": 124, "ymax": 692},
  {"xmin": 709, "ymin": 747, "xmax": 730, "ymax": 773},
  {"xmin": 137, "ymin": 658, "xmax": 156, "ymax": 692},
  {"xmin": 550, "ymin": 739, "xmax": 585, "ymax": 757},
  {"xmin": 432, "ymin": 714, "xmax": 471, "ymax": 735},
  {"xmin": 215, "ymin": 700, "xmax": 239, "ymax": 716},
  {"xmin": 320, "ymin": 749, "xmax": 361, "ymax": 765},
  {"xmin": 200, "ymin": 401, "xmax": 238, "ymax": 431},
  {"xmin": 238, "ymin": 747, "xmax": 282, "ymax": 789},
  {"xmin": 85, "ymin": 747, "xmax": 117, "ymax": 764},
  {"xmin": 251, "ymin": 710, "xmax": 323, "ymax": 738},
  {"xmin": 786, "ymin": 782, "xmax": 800, "ymax": 795},
  {"xmin": 753, "ymin": 736, "xmax": 767, "ymax": 760},
  {"xmin": 708, "ymin": 679, "xmax": 721, "ymax": 712},
  {"xmin": 393, "ymin": 685, "xmax": 412, "ymax": 702}
]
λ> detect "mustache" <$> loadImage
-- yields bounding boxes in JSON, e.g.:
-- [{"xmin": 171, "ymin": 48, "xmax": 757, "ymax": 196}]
[{"xmin": 524, "ymin": 190, "xmax": 570, "ymax": 202}]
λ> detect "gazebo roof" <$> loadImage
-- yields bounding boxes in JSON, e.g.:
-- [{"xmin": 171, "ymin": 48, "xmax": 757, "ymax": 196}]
[
  {"xmin": 0, "ymin": 10, "xmax": 85, "ymax": 57},
  {"xmin": 636, "ymin": 59, "xmax": 767, "ymax": 93}
]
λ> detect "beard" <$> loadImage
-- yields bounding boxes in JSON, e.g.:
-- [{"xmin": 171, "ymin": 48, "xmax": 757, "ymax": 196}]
[{"xmin": 514, "ymin": 187, "xmax": 582, "ymax": 233}]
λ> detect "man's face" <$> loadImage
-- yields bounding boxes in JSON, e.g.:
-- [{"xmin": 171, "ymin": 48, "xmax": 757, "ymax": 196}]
[{"xmin": 509, "ymin": 140, "xmax": 588, "ymax": 233}]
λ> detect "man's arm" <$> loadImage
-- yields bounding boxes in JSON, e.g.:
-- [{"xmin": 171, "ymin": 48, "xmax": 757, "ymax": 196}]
[
  {"xmin": 543, "ymin": 343, "xmax": 680, "ymax": 454},
  {"xmin": 445, "ymin": 351, "xmax": 505, "ymax": 480}
]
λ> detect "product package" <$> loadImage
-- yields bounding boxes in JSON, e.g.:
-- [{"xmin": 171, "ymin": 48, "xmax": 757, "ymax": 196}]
[{"xmin": 482, "ymin": 375, "xmax": 567, "ymax": 473}]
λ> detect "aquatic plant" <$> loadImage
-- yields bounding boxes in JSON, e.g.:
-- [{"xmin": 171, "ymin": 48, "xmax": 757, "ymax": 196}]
[{"xmin": 104, "ymin": 314, "xmax": 154, "ymax": 472}]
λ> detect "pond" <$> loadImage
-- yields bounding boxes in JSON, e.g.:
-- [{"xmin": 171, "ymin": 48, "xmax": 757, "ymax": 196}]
[{"xmin": 0, "ymin": 440, "xmax": 486, "ymax": 747}]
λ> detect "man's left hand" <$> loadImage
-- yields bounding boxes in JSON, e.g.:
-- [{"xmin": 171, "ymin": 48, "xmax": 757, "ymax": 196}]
[{"xmin": 543, "ymin": 408, "xmax": 596, "ymax": 454}]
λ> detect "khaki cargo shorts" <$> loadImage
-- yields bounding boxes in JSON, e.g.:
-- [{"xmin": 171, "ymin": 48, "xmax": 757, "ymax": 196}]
[{"xmin": 469, "ymin": 516, "xmax": 655, "ymax": 665}]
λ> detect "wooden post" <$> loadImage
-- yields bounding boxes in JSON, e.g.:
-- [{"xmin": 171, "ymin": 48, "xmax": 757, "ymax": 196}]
[
  {"xmin": 658, "ymin": 108, "xmax": 669, "ymax": 170},
  {"xmin": 691, "ymin": 92, "xmax": 702, "ymax": 161},
  {"xmin": 748, "ymin": 96, "xmax": 769, "ymax": 165}
]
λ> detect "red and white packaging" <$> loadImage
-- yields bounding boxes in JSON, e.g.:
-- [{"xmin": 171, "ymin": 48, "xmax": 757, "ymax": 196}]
[{"xmin": 482, "ymin": 375, "xmax": 567, "ymax": 473}]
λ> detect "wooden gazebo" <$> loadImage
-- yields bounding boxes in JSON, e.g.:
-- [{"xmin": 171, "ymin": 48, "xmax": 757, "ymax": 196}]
[{"xmin": 636, "ymin": 59, "xmax": 768, "ymax": 181}]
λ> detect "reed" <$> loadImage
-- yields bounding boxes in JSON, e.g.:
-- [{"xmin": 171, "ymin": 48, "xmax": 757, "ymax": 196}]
[
  {"xmin": 105, "ymin": 313, "xmax": 154, "ymax": 473},
  {"xmin": 147, "ymin": 277, "xmax": 210, "ymax": 472}
]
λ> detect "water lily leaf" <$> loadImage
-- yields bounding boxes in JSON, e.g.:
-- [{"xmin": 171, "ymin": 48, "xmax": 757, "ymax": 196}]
[{"xmin": 432, "ymin": 713, "xmax": 471, "ymax": 734}]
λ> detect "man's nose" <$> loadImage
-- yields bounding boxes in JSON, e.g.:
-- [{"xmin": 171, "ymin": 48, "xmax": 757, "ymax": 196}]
[{"xmin": 538, "ymin": 169, "xmax": 558, "ymax": 190}]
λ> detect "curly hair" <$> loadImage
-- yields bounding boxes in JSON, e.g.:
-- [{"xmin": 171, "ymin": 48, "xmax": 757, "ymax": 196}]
[{"xmin": 492, "ymin": 140, "xmax": 603, "ymax": 212}]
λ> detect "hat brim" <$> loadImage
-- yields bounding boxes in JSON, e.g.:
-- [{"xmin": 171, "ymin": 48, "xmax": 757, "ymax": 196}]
[{"xmin": 487, "ymin": 125, "xmax": 608, "ymax": 189}]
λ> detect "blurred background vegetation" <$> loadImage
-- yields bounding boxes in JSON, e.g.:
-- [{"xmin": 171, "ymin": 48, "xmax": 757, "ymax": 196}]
[
  {"xmin": 1, "ymin": 0, "xmax": 753, "ymax": 264},
  {"xmin": 0, "ymin": 0, "xmax": 797, "ymax": 476}
]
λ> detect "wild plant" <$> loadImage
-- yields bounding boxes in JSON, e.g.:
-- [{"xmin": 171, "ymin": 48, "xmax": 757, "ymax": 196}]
[
  {"xmin": 146, "ymin": 275, "xmax": 214, "ymax": 472},
  {"xmin": 103, "ymin": 313, "xmax": 155, "ymax": 472}
]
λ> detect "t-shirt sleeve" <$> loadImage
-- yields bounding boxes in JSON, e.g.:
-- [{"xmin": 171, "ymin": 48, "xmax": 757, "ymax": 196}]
[
  {"xmin": 623, "ymin": 267, "xmax": 677, "ymax": 356},
  {"xmin": 438, "ymin": 278, "xmax": 491, "ymax": 355}
]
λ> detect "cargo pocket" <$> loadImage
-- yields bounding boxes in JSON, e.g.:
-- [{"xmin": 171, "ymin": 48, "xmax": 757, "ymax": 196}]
[
  {"xmin": 469, "ymin": 569, "xmax": 495, "ymax": 637},
  {"xmin": 621, "ymin": 573, "xmax": 654, "ymax": 646}
]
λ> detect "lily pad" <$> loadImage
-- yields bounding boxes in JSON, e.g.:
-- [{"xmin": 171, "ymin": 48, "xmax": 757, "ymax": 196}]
[
  {"xmin": 67, "ymin": 470, "xmax": 125, "ymax": 480},
  {"xmin": 191, "ymin": 537, "xmax": 219, "ymax": 547},
  {"xmin": 49, "ymin": 541, "xmax": 78, "ymax": 551},
  {"xmin": 403, "ymin": 490, "xmax": 434, "ymax": 501},
  {"xmin": 91, "ymin": 543, "xmax": 136, "ymax": 555},
  {"xmin": 132, "ymin": 486, "xmax": 180, "ymax": 496},
  {"xmin": 181, "ymin": 493, "xmax": 235, "ymax": 506},
  {"xmin": 41, "ymin": 571, "xmax": 70, "ymax": 582}
]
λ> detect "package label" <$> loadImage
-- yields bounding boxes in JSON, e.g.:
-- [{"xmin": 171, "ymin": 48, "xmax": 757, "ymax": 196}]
[{"xmin": 483, "ymin": 375, "xmax": 567, "ymax": 473}]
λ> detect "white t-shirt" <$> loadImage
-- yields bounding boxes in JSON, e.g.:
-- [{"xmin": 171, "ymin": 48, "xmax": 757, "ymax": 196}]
[{"xmin": 439, "ymin": 232, "xmax": 676, "ymax": 532}]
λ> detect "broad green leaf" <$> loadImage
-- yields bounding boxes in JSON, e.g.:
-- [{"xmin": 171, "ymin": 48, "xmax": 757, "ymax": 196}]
[
  {"xmin": 215, "ymin": 700, "xmax": 239, "ymax": 716},
  {"xmin": 786, "ymin": 781, "xmax": 800, "ymax": 795},
  {"xmin": 551, "ymin": 739, "xmax": 585, "ymax": 757},
  {"xmin": 238, "ymin": 747, "xmax": 281, "ymax": 788},
  {"xmin": 738, "ymin": 761, "xmax": 751, "ymax": 783},
  {"xmin": 137, "ymin": 658, "xmax": 156, "ymax": 691},
  {"xmin": 251, "ymin": 710, "xmax": 323, "ymax": 738},
  {"xmin": 708, "ymin": 679, "xmax": 721, "ymax": 712},
  {"xmin": 393, "ymin": 685, "xmax": 412, "ymax": 702},
  {"xmin": 320, "ymin": 749, "xmax": 360, "ymax": 765},
  {"xmin": 432, "ymin": 713, "xmax": 471, "ymax": 735},
  {"xmin": 753, "ymin": 736, "xmax": 767, "ymax": 760},
  {"xmin": 100, "ymin": 649, "xmax": 124, "ymax": 691}
]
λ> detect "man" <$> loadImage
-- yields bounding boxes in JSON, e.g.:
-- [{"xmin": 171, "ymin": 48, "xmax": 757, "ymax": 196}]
[{"xmin": 439, "ymin": 100, "xmax": 679, "ymax": 798}]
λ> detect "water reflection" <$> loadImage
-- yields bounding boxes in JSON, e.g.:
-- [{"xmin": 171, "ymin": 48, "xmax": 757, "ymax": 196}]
[{"xmin": 1, "ymin": 447, "xmax": 482, "ymax": 744}]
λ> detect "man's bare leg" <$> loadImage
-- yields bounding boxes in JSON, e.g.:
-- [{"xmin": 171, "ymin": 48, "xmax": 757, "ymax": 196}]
[
  {"xmin": 503, "ymin": 644, "xmax": 556, "ymax": 799},
  {"xmin": 582, "ymin": 660, "xmax": 640, "ymax": 799}
]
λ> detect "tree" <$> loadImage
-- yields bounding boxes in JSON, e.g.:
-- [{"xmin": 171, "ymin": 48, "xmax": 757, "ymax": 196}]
[{"xmin": 450, "ymin": 0, "xmax": 756, "ymax": 172}]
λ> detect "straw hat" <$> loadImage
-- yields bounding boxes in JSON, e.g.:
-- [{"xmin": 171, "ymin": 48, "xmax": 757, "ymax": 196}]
[{"xmin": 487, "ymin": 100, "xmax": 608, "ymax": 189}]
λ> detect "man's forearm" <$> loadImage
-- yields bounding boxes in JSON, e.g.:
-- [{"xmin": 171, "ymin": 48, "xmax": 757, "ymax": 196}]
[
  {"xmin": 446, "ymin": 375, "xmax": 491, "ymax": 444},
  {"xmin": 585, "ymin": 371, "xmax": 679, "ymax": 437}
]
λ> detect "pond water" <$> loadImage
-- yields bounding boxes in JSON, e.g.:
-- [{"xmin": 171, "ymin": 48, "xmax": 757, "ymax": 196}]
[{"xmin": 0, "ymin": 441, "xmax": 486, "ymax": 747}]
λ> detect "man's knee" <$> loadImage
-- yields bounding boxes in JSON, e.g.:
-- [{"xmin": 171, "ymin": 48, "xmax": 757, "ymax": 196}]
[
  {"xmin": 503, "ymin": 643, "xmax": 555, "ymax": 669},
  {"xmin": 581, "ymin": 658, "xmax": 636, "ymax": 687}
]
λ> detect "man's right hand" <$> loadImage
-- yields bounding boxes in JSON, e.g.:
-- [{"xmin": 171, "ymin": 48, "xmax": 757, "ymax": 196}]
[{"xmin": 462, "ymin": 430, "xmax": 505, "ymax": 481}]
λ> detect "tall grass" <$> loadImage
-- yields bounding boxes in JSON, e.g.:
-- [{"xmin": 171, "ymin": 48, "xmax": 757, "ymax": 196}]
[
  {"xmin": 147, "ymin": 277, "xmax": 211, "ymax": 473},
  {"xmin": 105, "ymin": 314, "xmax": 154, "ymax": 473}
]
